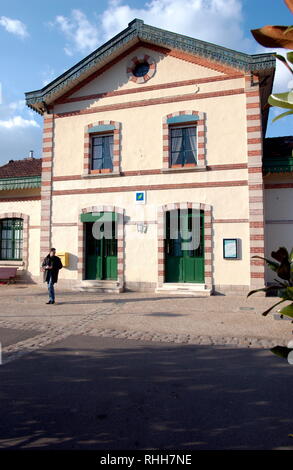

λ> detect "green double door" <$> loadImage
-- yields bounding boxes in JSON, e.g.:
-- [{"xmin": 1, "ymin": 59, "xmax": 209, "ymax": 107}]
[
  {"xmin": 165, "ymin": 209, "xmax": 204, "ymax": 283},
  {"xmin": 84, "ymin": 213, "xmax": 117, "ymax": 281}
]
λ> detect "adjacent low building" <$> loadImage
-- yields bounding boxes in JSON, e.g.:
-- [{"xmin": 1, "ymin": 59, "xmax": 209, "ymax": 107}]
[
  {"xmin": 0, "ymin": 155, "xmax": 41, "ymax": 280},
  {"xmin": 0, "ymin": 19, "xmax": 291, "ymax": 294}
]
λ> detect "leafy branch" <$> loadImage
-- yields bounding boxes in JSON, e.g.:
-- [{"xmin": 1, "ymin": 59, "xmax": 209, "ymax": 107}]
[
  {"xmin": 247, "ymin": 247, "xmax": 293, "ymax": 318},
  {"xmin": 251, "ymin": 0, "xmax": 293, "ymax": 125}
]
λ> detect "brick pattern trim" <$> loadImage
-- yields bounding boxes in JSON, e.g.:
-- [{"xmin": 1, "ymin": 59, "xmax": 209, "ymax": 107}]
[
  {"xmin": 53, "ymin": 180, "xmax": 248, "ymax": 197},
  {"xmin": 54, "ymin": 88, "xmax": 244, "ymax": 119},
  {"xmin": 245, "ymin": 74, "xmax": 265, "ymax": 288},
  {"xmin": 59, "ymin": 73, "xmax": 243, "ymax": 105},
  {"xmin": 54, "ymin": 41, "xmax": 240, "ymax": 105},
  {"xmin": 78, "ymin": 205, "xmax": 125, "ymax": 286},
  {"xmin": 162, "ymin": 110, "xmax": 206, "ymax": 169},
  {"xmin": 40, "ymin": 113, "xmax": 54, "ymax": 264},
  {"xmin": 54, "ymin": 42, "xmax": 153, "ymax": 104},
  {"xmin": 52, "ymin": 162, "xmax": 248, "ymax": 182},
  {"xmin": 0, "ymin": 213, "xmax": 29, "ymax": 269},
  {"xmin": 167, "ymin": 48, "xmax": 241, "ymax": 76},
  {"xmin": 52, "ymin": 223, "xmax": 78, "ymax": 227},
  {"xmin": 157, "ymin": 202, "xmax": 212, "ymax": 289},
  {"xmin": 127, "ymin": 54, "xmax": 156, "ymax": 84},
  {"xmin": 214, "ymin": 218, "xmax": 249, "ymax": 224},
  {"xmin": 84, "ymin": 121, "xmax": 121, "ymax": 175}
]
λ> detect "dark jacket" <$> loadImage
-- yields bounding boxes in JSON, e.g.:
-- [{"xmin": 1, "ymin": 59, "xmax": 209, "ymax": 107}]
[{"xmin": 42, "ymin": 255, "xmax": 63, "ymax": 284}]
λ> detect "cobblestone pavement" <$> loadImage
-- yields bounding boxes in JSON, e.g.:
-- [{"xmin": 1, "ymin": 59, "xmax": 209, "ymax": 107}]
[{"xmin": 0, "ymin": 284, "xmax": 292, "ymax": 364}]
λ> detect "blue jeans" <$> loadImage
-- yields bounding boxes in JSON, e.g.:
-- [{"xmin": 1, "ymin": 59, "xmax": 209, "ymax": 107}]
[{"xmin": 47, "ymin": 273, "xmax": 55, "ymax": 302}]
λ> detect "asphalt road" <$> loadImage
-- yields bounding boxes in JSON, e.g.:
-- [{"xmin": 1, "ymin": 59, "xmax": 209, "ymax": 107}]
[
  {"xmin": 0, "ymin": 332, "xmax": 293, "ymax": 450},
  {"xmin": 0, "ymin": 327, "xmax": 41, "ymax": 348}
]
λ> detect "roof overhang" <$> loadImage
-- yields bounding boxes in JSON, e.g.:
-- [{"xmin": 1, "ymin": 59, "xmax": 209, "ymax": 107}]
[
  {"xmin": 25, "ymin": 18, "xmax": 276, "ymax": 115},
  {"xmin": 0, "ymin": 175, "xmax": 41, "ymax": 191}
]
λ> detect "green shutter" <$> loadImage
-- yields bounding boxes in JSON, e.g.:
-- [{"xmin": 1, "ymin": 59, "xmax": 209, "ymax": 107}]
[{"xmin": 80, "ymin": 212, "xmax": 117, "ymax": 223}]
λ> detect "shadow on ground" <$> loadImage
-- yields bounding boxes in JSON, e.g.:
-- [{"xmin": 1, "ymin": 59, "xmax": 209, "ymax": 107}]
[
  {"xmin": 0, "ymin": 327, "xmax": 42, "ymax": 347},
  {"xmin": 28, "ymin": 292, "xmax": 200, "ymax": 303},
  {"xmin": 0, "ymin": 336, "xmax": 293, "ymax": 450}
]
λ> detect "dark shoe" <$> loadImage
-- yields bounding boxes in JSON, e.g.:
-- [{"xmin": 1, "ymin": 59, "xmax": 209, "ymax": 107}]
[
  {"xmin": 51, "ymin": 301, "xmax": 55, "ymax": 304},
  {"xmin": 46, "ymin": 300, "xmax": 52, "ymax": 304}
]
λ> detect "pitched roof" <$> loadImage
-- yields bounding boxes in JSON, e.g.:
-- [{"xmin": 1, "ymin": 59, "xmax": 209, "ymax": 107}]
[
  {"xmin": 25, "ymin": 18, "xmax": 276, "ymax": 114},
  {"xmin": 0, "ymin": 158, "xmax": 42, "ymax": 179}
]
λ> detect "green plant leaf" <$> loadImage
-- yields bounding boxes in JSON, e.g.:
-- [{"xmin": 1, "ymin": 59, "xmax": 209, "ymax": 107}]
[
  {"xmin": 277, "ymin": 288, "xmax": 288, "ymax": 298},
  {"xmin": 272, "ymin": 109, "xmax": 293, "ymax": 122},
  {"xmin": 273, "ymin": 278, "xmax": 288, "ymax": 287},
  {"xmin": 276, "ymin": 287, "xmax": 293, "ymax": 300},
  {"xmin": 247, "ymin": 285, "xmax": 282, "ymax": 298},
  {"xmin": 285, "ymin": 287, "xmax": 293, "ymax": 301},
  {"xmin": 287, "ymin": 51, "xmax": 293, "ymax": 65},
  {"xmin": 277, "ymin": 262, "xmax": 291, "ymax": 281},
  {"xmin": 278, "ymin": 303, "xmax": 293, "ymax": 318},
  {"xmin": 262, "ymin": 299, "xmax": 286, "ymax": 316},
  {"xmin": 268, "ymin": 92, "xmax": 293, "ymax": 110},
  {"xmin": 251, "ymin": 255, "xmax": 279, "ymax": 272},
  {"xmin": 275, "ymin": 54, "xmax": 293, "ymax": 74},
  {"xmin": 271, "ymin": 345, "xmax": 292, "ymax": 359}
]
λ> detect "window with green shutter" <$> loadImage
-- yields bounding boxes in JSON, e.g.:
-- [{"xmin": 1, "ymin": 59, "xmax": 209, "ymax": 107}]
[{"xmin": 0, "ymin": 218, "xmax": 23, "ymax": 261}]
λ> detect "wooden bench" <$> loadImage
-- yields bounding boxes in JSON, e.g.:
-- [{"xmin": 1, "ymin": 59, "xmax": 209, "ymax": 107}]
[{"xmin": 0, "ymin": 267, "xmax": 18, "ymax": 284}]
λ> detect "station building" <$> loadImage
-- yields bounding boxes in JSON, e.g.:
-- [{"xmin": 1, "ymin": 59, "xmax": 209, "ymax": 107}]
[{"xmin": 0, "ymin": 19, "xmax": 292, "ymax": 294}]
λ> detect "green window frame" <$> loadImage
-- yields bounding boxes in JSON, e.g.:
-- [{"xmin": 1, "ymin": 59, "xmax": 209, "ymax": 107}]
[
  {"xmin": 170, "ymin": 125, "xmax": 197, "ymax": 167},
  {"xmin": 0, "ymin": 218, "xmax": 23, "ymax": 261},
  {"xmin": 91, "ymin": 133, "xmax": 114, "ymax": 170}
]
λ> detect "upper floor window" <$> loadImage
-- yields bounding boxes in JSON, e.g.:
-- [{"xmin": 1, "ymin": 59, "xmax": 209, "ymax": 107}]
[
  {"xmin": 162, "ymin": 112, "xmax": 205, "ymax": 171},
  {"xmin": 170, "ymin": 126, "xmax": 197, "ymax": 167},
  {"xmin": 91, "ymin": 133, "xmax": 113, "ymax": 171},
  {"xmin": 84, "ymin": 121, "xmax": 121, "ymax": 176},
  {"xmin": 0, "ymin": 218, "xmax": 23, "ymax": 260}
]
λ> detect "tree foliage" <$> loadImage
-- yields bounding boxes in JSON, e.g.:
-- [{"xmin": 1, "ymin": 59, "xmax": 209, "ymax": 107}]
[
  {"xmin": 247, "ymin": 247, "xmax": 293, "ymax": 317},
  {"xmin": 251, "ymin": 0, "xmax": 293, "ymax": 124}
]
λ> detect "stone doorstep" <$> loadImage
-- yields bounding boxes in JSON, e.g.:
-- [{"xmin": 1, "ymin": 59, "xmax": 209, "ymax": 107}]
[
  {"xmin": 73, "ymin": 279, "xmax": 122, "ymax": 294},
  {"xmin": 76, "ymin": 288, "xmax": 122, "ymax": 294},
  {"xmin": 155, "ymin": 283, "xmax": 211, "ymax": 297}
]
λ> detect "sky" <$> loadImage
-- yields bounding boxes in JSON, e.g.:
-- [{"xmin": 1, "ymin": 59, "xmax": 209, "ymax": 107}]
[{"xmin": 0, "ymin": 0, "xmax": 292, "ymax": 164}]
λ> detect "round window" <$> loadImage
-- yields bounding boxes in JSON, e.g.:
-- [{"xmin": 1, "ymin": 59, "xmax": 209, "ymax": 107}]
[
  {"xmin": 127, "ymin": 55, "xmax": 156, "ymax": 83},
  {"xmin": 133, "ymin": 62, "xmax": 150, "ymax": 77}
]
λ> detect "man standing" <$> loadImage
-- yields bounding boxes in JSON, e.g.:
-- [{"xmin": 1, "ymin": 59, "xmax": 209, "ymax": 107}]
[{"xmin": 41, "ymin": 248, "xmax": 63, "ymax": 304}]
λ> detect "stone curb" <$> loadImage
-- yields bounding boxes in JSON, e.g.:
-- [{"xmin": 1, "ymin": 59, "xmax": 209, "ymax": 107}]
[{"xmin": 83, "ymin": 328, "xmax": 284, "ymax": 349}]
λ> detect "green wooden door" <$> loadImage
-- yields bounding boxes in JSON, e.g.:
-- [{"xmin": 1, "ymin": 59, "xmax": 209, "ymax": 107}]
[
  {"xmin": 165, "ymin": 209, "xmax": 204, "ymax": 283},
  {"xmin": 84, "ymin": 213, "xmax": 117, "ymax": 280},
  {"xmin": 103, "ymin": 235, "xmax": 118, "ymax": 280}
]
